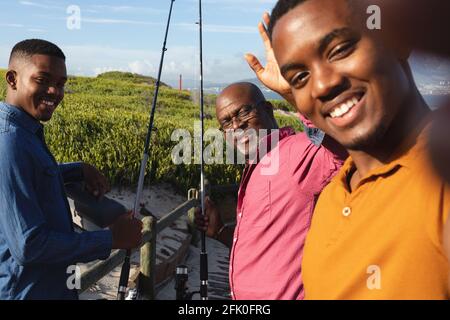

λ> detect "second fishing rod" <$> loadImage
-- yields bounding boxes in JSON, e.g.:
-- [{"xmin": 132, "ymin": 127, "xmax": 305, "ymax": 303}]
[
  {"xmin": 198, "ymin": 0, "xmax": 209, "ymax": 301},
  {"xmin": 175, "ymin": 0, "xmax": 209, "ymax": 301},
  {"xmin": 117, "ymin": 0, "xmax": 176, "ymax": 301}
]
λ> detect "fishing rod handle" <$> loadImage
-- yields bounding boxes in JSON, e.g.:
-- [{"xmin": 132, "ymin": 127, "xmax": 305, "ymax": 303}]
[
  {"xmin": 117, "ymin": 252, "xmax": 131, "ymax": 300},
  {"xmin": 200, "ymin": 252, "xmax": 208, "ymax": 300}
]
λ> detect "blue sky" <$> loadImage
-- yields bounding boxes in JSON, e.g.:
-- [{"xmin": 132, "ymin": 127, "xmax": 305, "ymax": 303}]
[
  {"xmin": 1, "ymin": 0, "xmax": 449, "ymax": 91},
  {"xmin": 0, "ymin": 0, "xmax": 278, "ymax": 86}
]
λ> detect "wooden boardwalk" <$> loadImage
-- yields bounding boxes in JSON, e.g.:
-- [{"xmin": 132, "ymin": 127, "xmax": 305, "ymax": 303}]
[
  {"xmin": 156, "ymin": 238, "xmax": 231, "ymax": 300},
  {"xmin": 69, "ymin": 184, "xmax": 230, "ymax": 300}
]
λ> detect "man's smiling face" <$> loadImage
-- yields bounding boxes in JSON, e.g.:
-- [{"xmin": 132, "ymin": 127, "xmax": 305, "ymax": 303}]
[
  {"xmin": 271, "ymin": 0, "xmax": 411, "ymax": 150},
  {"xmin": 9, "ymin": 54, "xmax": 67, "ymax": 122}
]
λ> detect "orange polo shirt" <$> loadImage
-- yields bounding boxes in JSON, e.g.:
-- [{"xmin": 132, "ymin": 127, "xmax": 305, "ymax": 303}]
[{"xmin": 302, "ymin": 125, "xmax": 450, "ymax": 300}]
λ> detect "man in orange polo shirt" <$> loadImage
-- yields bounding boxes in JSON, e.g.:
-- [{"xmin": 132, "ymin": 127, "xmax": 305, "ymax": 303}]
[{"xmin": 268, "ymin": 0, "xmax": 450, "ymax": 299}]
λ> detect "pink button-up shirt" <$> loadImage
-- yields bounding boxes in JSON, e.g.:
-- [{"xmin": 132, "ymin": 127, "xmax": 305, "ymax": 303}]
[{"xmin": 229, "ymin": 126, "xmax": 347, "ymax": 300}]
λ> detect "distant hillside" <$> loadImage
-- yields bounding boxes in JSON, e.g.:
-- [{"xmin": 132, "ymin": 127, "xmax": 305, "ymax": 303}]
[
  {"xmin": 96, "ymin": 71, "xmax": 170, "ymax": 88},
  {"xmin": 0, "ymin": 70, "xmax": 302, "ymax": 192}
]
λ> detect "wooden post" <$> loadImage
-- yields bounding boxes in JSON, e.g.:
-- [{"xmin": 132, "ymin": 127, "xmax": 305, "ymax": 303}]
[{"xmin": 138, "ymin": 216, "xmax": 156, "ymax": 299}]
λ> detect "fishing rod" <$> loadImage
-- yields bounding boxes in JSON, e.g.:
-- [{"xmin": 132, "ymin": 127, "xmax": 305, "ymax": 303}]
[
  {"xmin": 198, "ymin": 0, "xmax": 209, "ymax": 301},
  {"xmin": 116, "ymin": 0, "xmax": 176, "ymax": 301},
  {"xmin": 173, "ymin": 0, "xmax": 208, "ymax": 301}
]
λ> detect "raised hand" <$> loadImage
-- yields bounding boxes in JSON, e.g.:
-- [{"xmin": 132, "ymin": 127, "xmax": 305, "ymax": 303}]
[
  {"xmin": 245, "ymin": 12, "xmax": 295, "ymax": 106},
  {"xmin": 82, "ymin": 163, "xmax": 111, "ymax": 199},
  {"xmin": 109, "ymin": 211, "xmax": 143, "ymax": 250},
  {"xmin": 194, "ymin": 196, "xmax": 223, "ymax": 239}
]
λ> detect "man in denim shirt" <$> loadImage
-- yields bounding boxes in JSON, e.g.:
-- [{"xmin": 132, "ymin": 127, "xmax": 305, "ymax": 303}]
[{"xmin": 0, "ymin": 39, "xmax": 143, "ymax": 300}]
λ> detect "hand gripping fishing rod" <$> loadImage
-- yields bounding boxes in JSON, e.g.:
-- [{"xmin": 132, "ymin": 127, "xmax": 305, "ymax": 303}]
[
  {"xmin": 198, "ymin": 0, "xmax": 209, "ymax": 301},
  {"xmin": 116, "ymin": 0, "xmax": 176, "ymax": 301}
]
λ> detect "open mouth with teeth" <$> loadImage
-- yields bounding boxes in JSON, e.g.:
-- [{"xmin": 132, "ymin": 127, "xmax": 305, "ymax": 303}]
[
  {"xmin": 329, "ymin": 92, "xmax": 365, "ymax": 119},
  {"xmin": 40, "ymin": 99, "xmax": 56, "ymax": 107}
]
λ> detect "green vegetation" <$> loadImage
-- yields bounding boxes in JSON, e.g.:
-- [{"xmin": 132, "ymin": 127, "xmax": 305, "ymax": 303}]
[
  {"xmin": 0, "ymin": 70, "xmax": 303, "ymax": 193},
  {"xmin": 270, "ymin": 99, "xmax": 297, "ymax": 113},
  {"xmin": 0, "ymin": 70, "xmax": 5, "ymax": 99}
]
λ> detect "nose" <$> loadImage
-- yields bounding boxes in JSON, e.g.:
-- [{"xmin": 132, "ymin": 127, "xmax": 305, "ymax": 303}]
[
  {"xmin": 232, "ymin": 117, "xmax": 242, "ymax": 130},
  {"xmin": 311, "ymin": 63, "xmax": 347, "ymax": 102},
  {"xmin": 47, "ymin": 85, "xmax": 62, "ymax": 97}
]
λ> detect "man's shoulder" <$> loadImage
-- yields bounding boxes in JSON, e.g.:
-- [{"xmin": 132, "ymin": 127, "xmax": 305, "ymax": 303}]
[
  {"xmin": 317, "ymin": 158, "xmax": 348, "ymax": 195},
  {"xmin": 0, "ymin": 125, "xmax": 33, "ymax": 158},
  {"xmin": 280, "ymin": 131, "xmax": 311, "ymax": 149}
]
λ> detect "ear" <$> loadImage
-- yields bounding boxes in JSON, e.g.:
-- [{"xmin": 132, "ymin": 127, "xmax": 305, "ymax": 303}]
[
  {"xmin": 6, "ymin": 70, "xmax": 17, "ymax": 90},
  {"xmin": 263, "ymin": 101, "xmax": 274, "ymax": 114}
]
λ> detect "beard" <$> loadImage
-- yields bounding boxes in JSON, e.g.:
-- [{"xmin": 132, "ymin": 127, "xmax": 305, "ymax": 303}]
[{"xmin": 343, "ymin": 122, "xmax": 389, "ymax": 151}]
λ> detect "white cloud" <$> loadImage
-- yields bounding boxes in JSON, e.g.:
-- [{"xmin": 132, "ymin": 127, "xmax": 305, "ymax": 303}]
[
  {"xmin": 176, "ymin": 22, "xmax": 256, "ymax": 34},
  {"xmin": 89, "ymin": 5, "xmax": 164, "ymax": 14},
  {"xmin": 93, "ymin": 66, "xmax": 126, "ymax": 76},
  {"xmin": 58, "ymin": 44, "xmax": 251, "ymax": 85},
  {"xmin": 79, "ymin": 18, "xmax": 254, "ymax": 34},
  {"xmin": 19, "ymin": 0, "xmax": 62, "ymax": 10},
  {"xmin": 186, "ymin": 0, "xmax": 277, "ymax": 13},
  {"xmin": 0, "ymin": 23, "xmax": 24, "ymax": 28},
  {"xmin": 128, "ymin": 60, "xmax": 156, "ymax": 75},
  {"xmin": 190, "ymin": 0, "xmax": 276, "ymax": 4},
  {"xmin": 81, "ymin": 18, "xmax": 159, "ymax": 26}
]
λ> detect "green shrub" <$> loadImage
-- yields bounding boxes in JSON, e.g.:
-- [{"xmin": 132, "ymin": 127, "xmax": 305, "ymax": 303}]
[
  {"xmin": 0, "ymin": 70, "xmax": 6, "ymax": 100},
  {"xmin": 1, "ymin": 70, "xmax": 302, "ymax": 192}
]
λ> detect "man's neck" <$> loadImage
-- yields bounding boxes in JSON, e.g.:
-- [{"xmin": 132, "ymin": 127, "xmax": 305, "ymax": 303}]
[
  {"xmin": 5, "ymin": 95, "xmax": 40, "ymax": 122},
  {"xmin": 348, "ymin": 90, "xmax": 430, "ymax": 189}
]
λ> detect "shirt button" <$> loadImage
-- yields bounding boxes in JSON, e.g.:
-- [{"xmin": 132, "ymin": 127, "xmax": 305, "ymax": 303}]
[
  {"xmin": 233, "ymin": 237, "xmax": 237, "ymax": 242},
  {"xmin": 342, "ymin": 207, "xmax": 352, "ymax": 217},
  {"xmin": 238, "ymin": 213, "xmax": 242, "ymax": 218}
]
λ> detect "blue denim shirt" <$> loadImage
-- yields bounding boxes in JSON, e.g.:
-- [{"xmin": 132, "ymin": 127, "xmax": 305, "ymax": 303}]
[{"xmin": 0, "ymin": 102, "xmax": 112, "ymax": 300}]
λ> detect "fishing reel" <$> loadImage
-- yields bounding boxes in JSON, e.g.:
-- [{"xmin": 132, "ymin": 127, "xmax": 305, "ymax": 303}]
[{"xmin": 175, "ymin": 265, "xmax": 200, "ymax": 300}]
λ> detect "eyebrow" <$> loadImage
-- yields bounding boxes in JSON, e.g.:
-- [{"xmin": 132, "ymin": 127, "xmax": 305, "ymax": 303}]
[
  {"xmin": 280, "ymin": 62, "xmax": 307, "ymax": 77},
  {"xmin": 318, "ymin": 27, "xmax": 354, "ymax": 55},
  {"xmin": 280, "ymin": 27, "xmax": 355, "ymax": 77},
  {"xmin": 36, "ymin": 71, "xmax": 67, "ymax": 81}
]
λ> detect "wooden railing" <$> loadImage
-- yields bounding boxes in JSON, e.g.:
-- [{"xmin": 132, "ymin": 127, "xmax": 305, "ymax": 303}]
[
  {"xmin": 78, "ymin": 195, "xmax": 199, "ymax": 299},
  {"xmin": 77, "ymin": 182, "xmax": 239, "ymax": 299}
]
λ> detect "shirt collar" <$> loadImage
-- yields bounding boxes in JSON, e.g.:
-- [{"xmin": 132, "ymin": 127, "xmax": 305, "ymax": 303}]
[
  {"xmin": 337, "ymin": 118, "xmax": 432, "ymax": 189},
  {"xmin": 297, "ymin": 113, "xmax": 326, "ymax": 146},
  {"xmin": 0, "ymin": 102, "xmax": 43, "ymax": 135}
]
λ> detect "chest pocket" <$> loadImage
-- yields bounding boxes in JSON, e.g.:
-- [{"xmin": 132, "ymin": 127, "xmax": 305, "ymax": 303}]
[
  {"xmin": 242, "ymin": 180, "xmax": 272, "ymax": 227},
  {"xmin": 41, "ymin": 165, "xmax": 61, "ymax": 200},
  {"xmin": 34, "ymin": 141, "xmax": 61, "ymax": 203}
]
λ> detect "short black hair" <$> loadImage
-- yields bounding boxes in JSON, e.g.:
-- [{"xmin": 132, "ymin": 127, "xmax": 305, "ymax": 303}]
[
  {"xmin": 9, "ymin": 39, "xmax": 65, "ymax": 64},
  {"xmin": 268, "ymin": 0, "xmax": 354, "ymax": 38},
  {"xmin": 268, "ymin": 0, "xmax": 308, "ymax": 38}
]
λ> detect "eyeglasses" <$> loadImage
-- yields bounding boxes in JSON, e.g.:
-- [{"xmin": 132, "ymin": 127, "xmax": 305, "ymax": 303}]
[{"xmin": 219, "ymin": 103, "xmax": 260, "ymax": 131}]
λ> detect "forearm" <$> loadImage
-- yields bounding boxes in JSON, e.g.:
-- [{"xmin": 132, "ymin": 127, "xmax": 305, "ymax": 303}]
[
  {"xmin": 59, "ymin": 162, "xmax": 84, "ymax": 183},
  {"xmin": 15, "ymin": 228, "xmax": 112, "ymax": 266}
]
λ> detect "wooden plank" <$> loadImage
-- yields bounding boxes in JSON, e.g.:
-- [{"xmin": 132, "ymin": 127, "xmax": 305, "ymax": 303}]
[
  {"xmin": 156, "ymin": 199, "xmax": 198, "ymax": 232},
  {"xmin": 138, "ymin": 216, "xmax": 156, "ymax": 299},
  {"xmin": 79, "ymin": 249, "xmax": 126, "ymax": 293}
]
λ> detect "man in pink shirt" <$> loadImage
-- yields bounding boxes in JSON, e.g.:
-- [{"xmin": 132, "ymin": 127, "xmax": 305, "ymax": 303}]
[{"xmin": 195, "ymin": 81, "xmax": 347, "ymax": 299}]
